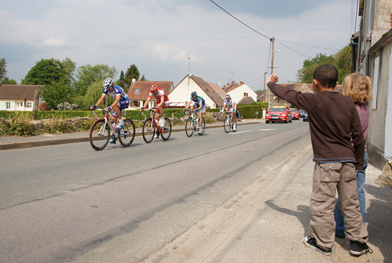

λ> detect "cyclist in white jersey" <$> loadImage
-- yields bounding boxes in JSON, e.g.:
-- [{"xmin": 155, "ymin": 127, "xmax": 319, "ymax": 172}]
[
  {"xmin": 221, "ymin": 94, "xmax": 237, "ymax": 131},
  {"xmin": 90, "ymin": 78, "xmax": 129, "ymax": 131}
]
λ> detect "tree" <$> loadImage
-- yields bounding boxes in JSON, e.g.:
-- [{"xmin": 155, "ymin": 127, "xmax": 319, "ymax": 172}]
[
  {"xmin": 123, "ymin": 64, "xmax": 140, "ymax": 90},
  {"xmin": 116, "ymin": 70, "xmax": 126, "ymax": 89},
  {"xmin": 40, "ymin": 79, "xmax": 73, "ymax": 109},
  {"xmin": 1, "ymin": 77, "xmax": 17, "ymax": 84},
  {"xmin": 74, "ymin": 64, "xmax": 117, "ymax": 96},
  {"xmin": 23, "ymin": 58, "xmax": 69, "ymax": 86},
  {"xmin": 61, "ymin": 58, "xmax": 77, "ymax": 84},
  {"xmin": 0, "ymin": 58, "xmax": 7, "ymax": 82},
  {"xmin": 297, "ymin": 46, "xmax": 352, "ymax": 84}
]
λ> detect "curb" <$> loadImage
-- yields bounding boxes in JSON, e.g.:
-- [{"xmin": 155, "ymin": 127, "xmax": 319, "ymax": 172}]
[
  {"xmin": 0, "ymin": 121, "xmax": 262, "ymax": 150},
  {"xmin": 141, "ymin": 140, "xmax": 312, "ymax": 263}
]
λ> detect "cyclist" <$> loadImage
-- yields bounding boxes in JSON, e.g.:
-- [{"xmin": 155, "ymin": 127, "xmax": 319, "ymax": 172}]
[
  {"xmin": 184, "ymin": 91, "xmax": 206, "ymax": 134},
  {"xmin": 141, "ymin": 84, "xmax": 170, "ymax": 138},
  {"xmin": 221, "ymin": 94, "xmax": 237, "ymax": 131},
  {"xmin": 90, "ymin": 78, "xmax": 129, "ymax": 133}
]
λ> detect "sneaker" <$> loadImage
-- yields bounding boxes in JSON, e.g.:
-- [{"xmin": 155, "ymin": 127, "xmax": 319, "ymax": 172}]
[
  {"xmin": 155, "ymin": 132, "xmax": 159, "ymax": 139},
  {"xmin": 110, "ymin": 139, "xmax": 116, "ymax": 144},
  {"xmin": 160, "ymin": 117, "xmax": 165, "ymax": 128},
  {"xmin": 233, "ymin": 123, "xmax": 237, "ymax": 131},
  {"xmin": 117, "ymin": 120, "xmax": 124, "ymax": 130},
  {"xmin": 349, "ymin": 241, "xmax": 373, "ymax": 257},
  {"xmin": 303, "ymin": 236, "xmax": 332, "ymax": 256},
  {"xmin": 198, "ymin": 128, "xmax": 202, "ymax": 134}
]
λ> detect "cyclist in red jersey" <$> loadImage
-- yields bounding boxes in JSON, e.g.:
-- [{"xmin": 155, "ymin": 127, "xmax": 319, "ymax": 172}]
[{"xmin": 141, "ymin": 84, "xmax": 170, "ymax": 130}]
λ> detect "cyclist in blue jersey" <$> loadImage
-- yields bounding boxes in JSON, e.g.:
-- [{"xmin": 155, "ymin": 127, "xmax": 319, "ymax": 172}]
[
  {"xmin": 184, "ymin": 91, "xmax": 206, "ymax": 134},
  {"xmin": 90, "ymin": 78, "xmax": 129, "ymax": 131}
]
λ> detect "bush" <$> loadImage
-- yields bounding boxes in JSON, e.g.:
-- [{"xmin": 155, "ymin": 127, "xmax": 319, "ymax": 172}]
[
  {"xmin": 204, "ymin": 112, "xmax": 215, "ymax": 123},
  {"xmin": 39, "ymin": 102, "xmax": 50, "ymax": 111},
  {"xmin": 237, "ymin": 105, "xmax": 265, "ymax": 119},
  {"xmin": 5, "ymin": 112, "xmax": 35, "ymax": 136}
]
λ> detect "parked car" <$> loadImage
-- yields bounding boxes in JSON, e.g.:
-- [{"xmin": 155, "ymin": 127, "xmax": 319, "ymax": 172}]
[
  {"xmin": 299, "ymin": 109, "xmax": 306, "ymax": 118},
  {"xmin": 266, "ymin": 106, "xmax": 292, "ymax": 123},
  {"xmin": 303, "ymin": 111, "xmax": 309, "ymax": 122},
  {"xmin": 290, "ymin": 108, "xmax": 299, "ymax": 120}
]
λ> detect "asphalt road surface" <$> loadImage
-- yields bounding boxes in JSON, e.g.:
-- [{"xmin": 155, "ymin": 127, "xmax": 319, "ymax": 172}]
[{"xmin": 0, "ymin": 121, "xmax": 311, "ymax": 263}]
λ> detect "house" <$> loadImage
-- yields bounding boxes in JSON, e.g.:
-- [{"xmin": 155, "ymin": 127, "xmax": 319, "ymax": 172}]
[
  {"xmin": 0, "ymin": 85, "xmax": 44, "ymax": 111},
  {"xmin": 224, "ymin": 81, "xmax": 257, "ymax": 103},
  {"xmin": 238, "ymin": 96, "xmax": 255, "ymax": 105},
  {"xmin": 350, "ymin": 0, "xmax": 392, "ymax": 169},
  {"xmin": 169, "ymin": 74, "xmax": 224, "ymax": 109},
  {"xmin": 127, "ymin": 80, "xmax": 174, "ymax": 109},
  {"xmin": 366, "ymin": 28, "xmax": 392, "ymax": 169},
  {"xmin": 256, "ymin": 90, "xmax": 267, "ymax": 102}
]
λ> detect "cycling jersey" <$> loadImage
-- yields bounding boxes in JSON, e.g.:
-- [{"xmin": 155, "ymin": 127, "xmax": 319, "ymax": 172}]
[
  {"xmin": 223, "ymin": 98, "xmax": 236, "ymax": 111},
  {"xmin": 148, "ymin": 88, "xmax": 169, "ymax": 101},
  {"xmin": 190, "ymin": 96, "xmax": 205, "ymax": 109},
  {"xmin": 103, "ymin": 86, "xmax": 128, "ymax": 101}
]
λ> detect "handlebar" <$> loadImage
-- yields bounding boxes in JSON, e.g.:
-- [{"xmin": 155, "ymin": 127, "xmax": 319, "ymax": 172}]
[{"xmin": 91, "ymin": 108, "xmax": 111, "ymax": 117}]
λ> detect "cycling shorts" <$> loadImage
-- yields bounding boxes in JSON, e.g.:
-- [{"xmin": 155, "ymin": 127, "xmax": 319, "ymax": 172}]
[
  {"xmin": 111, "ymin": 98, "xmax": 129, "ymax": 117},
  {"xmin": 156, "ymin": 101, "xmax": 170, "ymax": 115},
  {"xmin": 191, "ymin": 101, "xmax": 206, "ymax": 113}
]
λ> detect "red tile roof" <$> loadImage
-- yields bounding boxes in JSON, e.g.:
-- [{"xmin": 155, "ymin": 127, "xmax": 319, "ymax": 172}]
[
  {"xmin": 0, "ymin": 85, "xmax": 43, "ymax": 100},
  {"xmin": 127, "ymin": 81, "xmax": 173, "ymax": 100}
]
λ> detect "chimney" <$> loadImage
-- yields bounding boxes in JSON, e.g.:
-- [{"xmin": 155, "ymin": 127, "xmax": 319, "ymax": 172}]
[
  {"xmin": 240, "ymin": 81, "xmax": 244, "ymax": 85},
  {"xmin": 132, "ymin": 79, "xmax": 136, "ymax": 83}
]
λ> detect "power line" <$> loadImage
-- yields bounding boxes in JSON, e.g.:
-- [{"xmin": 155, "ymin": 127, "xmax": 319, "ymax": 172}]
[
  {"xmin": 275, "ymin": 39, "xmax": 340, "ymax": 51},
  {"xmin": 209, "ymin": 0, "xmax": 270, "ymax": 40},
  {"xmin": 276, "ymin": 40, "xmax": 313, "ymax": 59}
]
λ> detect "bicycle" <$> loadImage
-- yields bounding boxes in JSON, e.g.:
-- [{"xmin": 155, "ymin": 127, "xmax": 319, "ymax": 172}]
[
  {"xmin": 89, "ymin": 108, "xmax": 135, "ymax": 151},
  {"xmin": 142, "ymin": 108, "xmax": 172, "ymax": 143},
  {"xmin": 223, "ymin": 111, "xmax": 237, "ymax": 133},
  {"xmin": 184, "ymin": 110, "xmax": 205, "ymax": 137}
]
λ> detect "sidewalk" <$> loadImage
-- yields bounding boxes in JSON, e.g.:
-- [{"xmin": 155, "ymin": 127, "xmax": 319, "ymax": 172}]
[
  {"xmin": 144, "ymin": 142, "xmax": 391, "ymax": 263},
  {"xmin": 0, "ymin": 119, "xmax": 264, "ymax": 150}
]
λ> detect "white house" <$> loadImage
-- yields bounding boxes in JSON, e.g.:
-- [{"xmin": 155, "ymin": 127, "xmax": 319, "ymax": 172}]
[
  {"xmin": 0, "ymin": 85, "xmax": 44, "ymax": 111},
  {"xmin": 169, "ymin": 74, "xmax": 224, "ymax": 109},
  {"xmin": 225, "ymin": 82, "xmax": 257, "ymax": 104}
]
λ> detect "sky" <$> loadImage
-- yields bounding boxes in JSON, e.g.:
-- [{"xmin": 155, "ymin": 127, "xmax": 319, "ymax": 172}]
[{"xmin": 0, "ymin": 0, "xmax": 360, "ymax": 90}]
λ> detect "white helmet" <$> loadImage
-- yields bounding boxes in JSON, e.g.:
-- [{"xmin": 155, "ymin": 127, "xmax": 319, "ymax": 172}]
[
  {"xmin": 226, "ymin": 94, "xmax": 231, "ymax": 99},
  {"xmin": 103, "ymin": 78, "xmax": 114, "ymax": 89}
]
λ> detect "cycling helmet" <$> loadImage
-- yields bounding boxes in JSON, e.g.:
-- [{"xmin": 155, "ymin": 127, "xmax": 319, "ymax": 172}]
[
  {"xmin": 103, "ymin": 78, "xmax": 114, "ymax": 90},
  {"xmin": 150, "ymin": 84, "xmax": 158, "ymax": 93},
  {"xmin": 191, "ymin": 91, "xmax": 198, "ymax": 98},
  {"xmin": 226, "ymin": 94, "xmax": 231, "ymax": 99}
]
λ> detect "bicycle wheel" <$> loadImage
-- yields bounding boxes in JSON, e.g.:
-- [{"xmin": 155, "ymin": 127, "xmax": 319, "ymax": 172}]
[
  {"xmin": 160, "ymin": 118, "xmax": 172, "ymax": 141},
  {"xmin": 224, "ymin": 116, "xmax": 231, "ymax": 133},
  {"xmin": 89, "ymin": 119, "xmax": 110, "ymax": 151},
  {"xmin": 185, "ymin": 117, "xmax": 194, "ymax": 137},
  {"xmin": 199, "ymin": 117, "xmax": 205, "ymax": 135},
  {"xmin": 118, "ymin": 119, "xmax": 135, "ymax": 147},
  {"xmin": 142, "ymin": 118, "xmax": 155, "ymax": 143}
]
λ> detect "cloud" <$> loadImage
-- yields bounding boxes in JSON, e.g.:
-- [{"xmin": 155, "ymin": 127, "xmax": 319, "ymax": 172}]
[{"xmin": 43, "ymin": 36, "xmax": 67, "ymax": 47}]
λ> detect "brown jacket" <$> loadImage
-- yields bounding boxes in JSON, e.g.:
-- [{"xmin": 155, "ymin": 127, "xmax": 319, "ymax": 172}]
[{"xmin": 267, "ymin": 82, "xmax": 364, "ymax": 168}]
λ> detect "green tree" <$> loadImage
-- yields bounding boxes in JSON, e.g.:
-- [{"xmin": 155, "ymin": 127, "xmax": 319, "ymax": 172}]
[
  {"xmin": 1, "ymin": 77, "xmax": 17, "ymax": 84},
  {"xmin": 123, "ymin": 64, "xmax": 140, "ymax": 90},
  {"xmin": 297, "ymin": 46, "xmax": 352, "ymax": 84},
  {"xmin": 116, "ymin": 70, "xmax": 126, "ymax": 89},
  {"xmin": 23, "ymin": 58, "xmax": 69, "ymax": 85},
  {"xmin": 0, "ymin": 58, "xmax": 7, "ymax": 82},
  {"xmin": 61, "ymin": 58, "xmax": 77, "ymax": 84},
  {"xmin": 74, "ymin": 64, "xmax": 117, "ymax": 96},
  {"xmin": 40, "ymin": 79, "xmax": 73, "ymax": 109}
]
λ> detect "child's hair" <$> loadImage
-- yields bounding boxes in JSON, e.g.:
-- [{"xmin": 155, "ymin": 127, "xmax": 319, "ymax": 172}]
[
  {"xmin": 313, "ymin": 64, "xmax": 338, "ymax": 88},
  {"xmin": 342, "ymin": 73, "xmax": 372, "ymax": 103}
]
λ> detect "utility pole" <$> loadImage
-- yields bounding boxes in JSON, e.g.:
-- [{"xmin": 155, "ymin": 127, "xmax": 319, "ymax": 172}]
[{"xmin": 271, "ymin": 36, "xmax": 275, "ymax": 74}]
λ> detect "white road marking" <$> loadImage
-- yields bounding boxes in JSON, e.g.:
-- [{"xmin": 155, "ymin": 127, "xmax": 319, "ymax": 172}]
[{"xmin": 229, "ymin": 129, "xmax": 276, "ymax": 134}]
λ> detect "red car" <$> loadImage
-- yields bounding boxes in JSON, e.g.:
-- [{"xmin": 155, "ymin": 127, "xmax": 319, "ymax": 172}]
[
  {"xmin": 290, "ymin": 108, "xmax": 299, "ymax": 120},
  {"xmin": 266, "ymin": 106, "xmax": 292, "ymax": 123}
]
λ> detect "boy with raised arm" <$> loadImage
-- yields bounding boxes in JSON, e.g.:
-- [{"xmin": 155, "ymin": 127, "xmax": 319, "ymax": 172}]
[{"xmin": 266, "ymin": 64, "xmax": 371, "ymax": 257}]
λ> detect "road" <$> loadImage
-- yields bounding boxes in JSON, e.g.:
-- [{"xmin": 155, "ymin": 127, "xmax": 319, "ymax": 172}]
[{"xmin": 0, "ymin": 121, "xmax": 310, "ymax": 263}]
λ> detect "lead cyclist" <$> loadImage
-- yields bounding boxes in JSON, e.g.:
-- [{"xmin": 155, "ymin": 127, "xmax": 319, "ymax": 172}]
[{"xmin": 220, "ymin": 94, "xmax": 237, "ymax": 131}]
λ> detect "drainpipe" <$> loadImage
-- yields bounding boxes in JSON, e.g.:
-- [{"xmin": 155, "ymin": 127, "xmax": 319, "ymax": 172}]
[{"xmin": 364, "ymin": 0, "xmax": 373, "ymax": 76}]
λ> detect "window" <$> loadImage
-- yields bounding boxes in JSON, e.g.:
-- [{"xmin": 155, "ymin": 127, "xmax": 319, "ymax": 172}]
[
  {"xmin": 133, "ymin": 101, "xmax": 138, "ymax": 107},
  {"xmin": 244, "ymin": 92, "xmax": 248, "ymax": 97},
  {"xmin": 135, "ymin": 89, "xmax": 141, "ymax": 94},
  {"xmin": 27, "ymin": 102, "xmax": 32, "ymax": 108},
  {"xmin": 372, "ymin": 56, "xmax": 379, "ymax": 110},
  {"xmin": 6, "ymin": 102, "xmax": 11, "ymax": 109}
]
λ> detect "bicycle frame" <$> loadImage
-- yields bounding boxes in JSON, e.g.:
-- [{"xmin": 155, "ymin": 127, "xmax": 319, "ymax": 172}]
[
  {"xmin": 146, "ymin": 108, "xmax": 163, "ymax": 133},
  {"xmin": 185, "ymin": 110, "xmax": 199, "ymax": 129},
  {"xmin": 93, "ymin": 109, "xmax": 119, "ymax": 137}
]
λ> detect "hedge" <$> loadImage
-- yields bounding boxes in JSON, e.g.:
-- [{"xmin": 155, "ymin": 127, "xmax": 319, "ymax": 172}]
[{"xmin": 0, "ymin": 105, "xmax": 266, "ymax": 120}]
